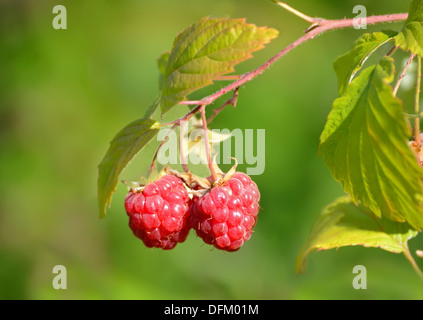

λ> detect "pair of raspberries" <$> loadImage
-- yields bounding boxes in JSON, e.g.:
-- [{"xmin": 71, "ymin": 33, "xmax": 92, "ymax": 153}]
[{"xmin": 124, "ymin": 172, "xmax": 260, "ymax": 252}]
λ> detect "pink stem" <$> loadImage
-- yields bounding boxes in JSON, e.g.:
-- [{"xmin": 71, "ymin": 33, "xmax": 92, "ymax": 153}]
[{"xmin": 393, "ymin": 53, "xmax": 415, "ymax": 96}]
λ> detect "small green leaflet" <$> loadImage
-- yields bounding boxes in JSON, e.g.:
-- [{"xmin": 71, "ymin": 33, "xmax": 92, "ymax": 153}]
[
  {"xmin": 160, "ymin": 17, "xmax": 278, "ymax": 115},
  {"xmin": 334, "ymin": 32, "xmax": 394, "ymax": 95},
  {"xmin": 97, "ymin": 118, "xmax": 160, "ymax": 218},
  {"xmin": 296, "ymin": 197, "xmax": 418, "ymax": 274},
  {"xmin": 395, "ymin": 0, "xmax": 423, "ymax": 56},
  {"xmin": 320, "ymin": 57, "xmax": 423, "ymax": 230}
]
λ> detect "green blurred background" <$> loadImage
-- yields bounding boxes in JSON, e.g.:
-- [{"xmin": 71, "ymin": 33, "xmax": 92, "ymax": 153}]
[{"xmin": 1, "ymin": 0, "xmax": 422, "ymax": 300}]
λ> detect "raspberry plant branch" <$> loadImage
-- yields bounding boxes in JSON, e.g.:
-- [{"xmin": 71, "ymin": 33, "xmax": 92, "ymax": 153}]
[
  {"xmin": 176, "ymin": 13, "xmax": 408, "ymax": 110},
  {"xmin": 99, "ymin": 4, "xmax": 409, "ymax": 217},
  {"xmin": 386, "ymin": 45, "xmax": 398, "ymax": 57},
  {"xmin": 154, "ymin": 6, "xmax": 408, "ymax": 182},
  {"xmin": 160, "ymin": 105, "xmax": 202, "ymax": 127},
  {"xmin": 272, "ymin": 1, "xmax": 317, "ymax": 25}
]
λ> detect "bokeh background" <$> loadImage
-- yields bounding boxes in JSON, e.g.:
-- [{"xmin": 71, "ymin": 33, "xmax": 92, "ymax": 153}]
[{"xmin": 1, "ymin": 0, "xmax": 423, "ymax": 299}]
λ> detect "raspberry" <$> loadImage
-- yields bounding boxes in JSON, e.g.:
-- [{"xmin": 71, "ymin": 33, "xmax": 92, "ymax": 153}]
[
  {"xmin": 190, "ymin": 172, "xmax": 260, "ymax": 252},
  {"xmin": 124, "ymin": 174, "xmax": 191, "ymax": 250}
]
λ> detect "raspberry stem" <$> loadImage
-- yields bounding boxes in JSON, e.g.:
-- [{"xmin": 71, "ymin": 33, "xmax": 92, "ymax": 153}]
[
  {"xmin": 272, "ymin": 0, "xmax": 318, "ymax": 25},
  {"xmin": 166, "ymin": 9, "xmax": 408, "ymax": 122},
  {"xmin": 177, "ymin": 13, "xmax": 407, "ymax": 110},
  {"xmin": 154, "ymin": 6, "xmax": 408, "ymax": 179}
]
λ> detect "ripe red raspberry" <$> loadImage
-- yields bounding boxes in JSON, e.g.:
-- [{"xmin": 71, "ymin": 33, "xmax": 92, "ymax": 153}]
[
  {"xmin": 124, "ymin": 174, "xmax": 191, "ymax": 250},
  {"xmin": 190, "ymin": 172, "xmax": 260, "ymax": 252}
]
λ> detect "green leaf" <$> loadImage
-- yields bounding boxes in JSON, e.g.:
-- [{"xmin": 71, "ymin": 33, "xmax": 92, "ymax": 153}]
[
  {"xmin": 334, "ymin": 32, "xmax": 394, "ymax": 95},
  {"xmin": 395, "ymin": 0, "xmax": 423, "ymax": 56},
  {"xmin": 97, "ymin": 118, "xmax": 160, "ymax": 218},
  {"xmin": 320, "ymin": 57, "xmax": 423, "ymax": 229},
  {"xmin": 295, "ymin": 197, "xmax": 418, "ymax": 273},
  {"xmin": 408, "ymin": 0, "xmax": 423, "ymax": 22},
  {"xmin": 160, "ymin": 17, "xmax": 278, "ymax": 114},
  {"xmin": 296, "ymin": 197, "xmax": 418, "ymax": 274}
]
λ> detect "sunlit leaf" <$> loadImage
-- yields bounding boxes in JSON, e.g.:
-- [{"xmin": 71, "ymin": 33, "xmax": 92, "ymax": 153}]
[
  {"xmin": 395, "ymin": 0, "xmax": 423, "ymax": 56},
  {"xmin": 160, "ymin": 17, "xmax": 278, "ymax": 114},
  {"xmin": 98, "ymin": 118, "xmax": 160, "ymax": 218},
  {"xmin": 320, "ymin": 57, "xmax": 423, "ymax": 229},
  {"xmin": 296, "ymin": 197, "xmax": 418, "ymax": 274},
  {"xmin": 334, "ymin": 32, "xmax": 394, "ymax": 94}
]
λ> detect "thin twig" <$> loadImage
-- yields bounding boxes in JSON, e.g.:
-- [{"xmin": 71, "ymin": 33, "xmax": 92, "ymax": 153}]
[
  {"xmin": 160, "ymin": 104, "xmax": 202, "ymax": 127},
  {"xmin": 272, "ymin": 0, "xmax": 317, "ymax": 24},
  {"xmin": 385, "ymin": 45, "xmax": 398, "ymax": 57},
  {"xmin": 393, "ymin": 53, "xmax": 415, "ymax": 96},
  {"xmin": 207, "ymin": 87, "xmax": 240, "ymax": 124},
  {"xmin": 403, "ymin": 248, "xmax": 423, "ymax": 279}
]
